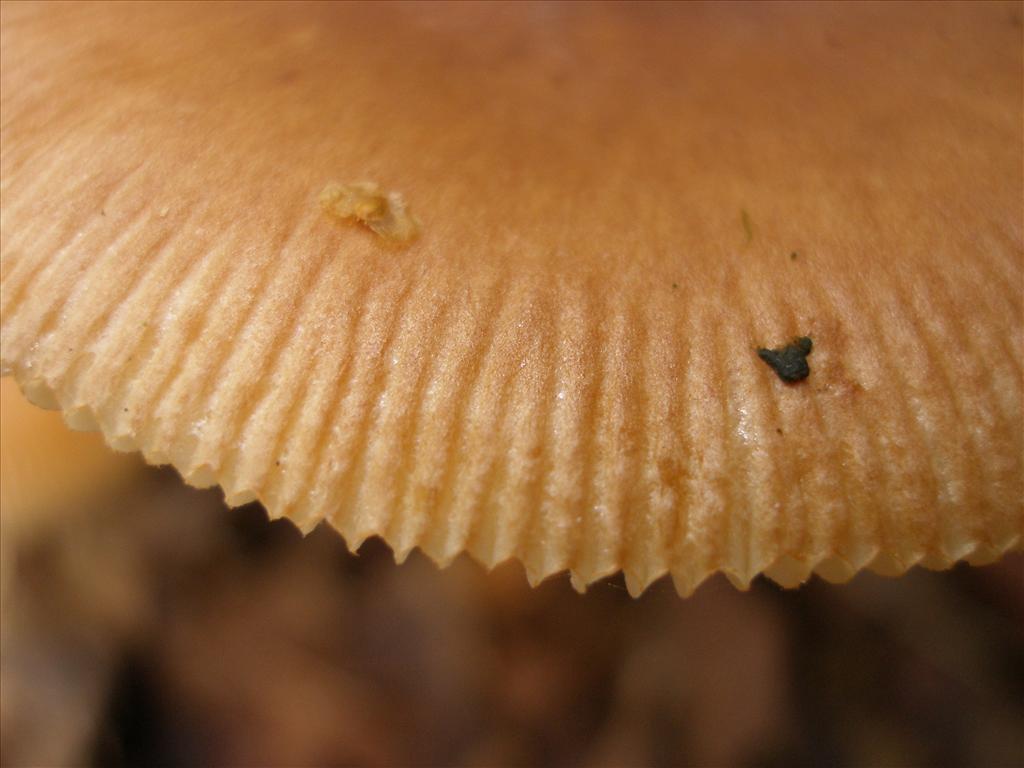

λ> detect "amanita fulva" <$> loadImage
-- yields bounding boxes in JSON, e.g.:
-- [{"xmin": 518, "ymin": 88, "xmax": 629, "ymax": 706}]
[{"xmin": 1, "ymin": 2, "xmax": 1020, "ymax": 595}]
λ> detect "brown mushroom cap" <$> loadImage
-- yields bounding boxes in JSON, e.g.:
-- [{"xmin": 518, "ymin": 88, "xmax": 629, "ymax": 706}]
[
  {"xmin": 1, "ymin": 1, "xmax": 1021, "ymax": 594},
  {"xmin": 0, "ymin": 377, "xmax": 134, "ymax": 522},
  {"xmin": 0, "ymin": 377, "xmax": 136, "ymax": 611}
]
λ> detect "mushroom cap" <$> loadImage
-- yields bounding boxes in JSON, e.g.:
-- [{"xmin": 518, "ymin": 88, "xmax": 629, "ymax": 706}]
[
  {"xmin": 0, "ymin": 376, "xmax": 136, "ymax": 609},
  {"xmin": 0, "ymin": 377, "xmax": 134, "ymax": 528},
  {"xmin": 1, "ymin": 1, "xmax": 1021, "ymax": 595}
]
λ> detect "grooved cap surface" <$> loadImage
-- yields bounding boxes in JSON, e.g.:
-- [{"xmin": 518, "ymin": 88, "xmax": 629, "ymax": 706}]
[{"xmin": 1, "ymin": 1, "xmax": 1021, "ymax": 594}]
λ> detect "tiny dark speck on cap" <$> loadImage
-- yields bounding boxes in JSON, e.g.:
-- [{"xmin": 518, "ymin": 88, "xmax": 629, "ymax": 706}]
[{"xmin": 757, "ymin": 336, "xmax": 813, "ymax": 383}]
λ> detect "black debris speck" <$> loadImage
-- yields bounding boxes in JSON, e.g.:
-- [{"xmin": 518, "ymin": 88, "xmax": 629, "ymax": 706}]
[
  {"xmin": 757, "ymin": 336, "xmax": 813, "ymax": 383},
  {"xmin": 790, "ymin": 251, "xmax": 798, "ymax": 261}
]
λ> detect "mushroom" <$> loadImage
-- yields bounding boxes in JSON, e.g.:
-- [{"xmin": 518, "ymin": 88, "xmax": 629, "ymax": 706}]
[
  {"xmin": 0, "ymin": 378, "xmax": 135, "ymax": 531},
  {"xmin": 1, "ymin": 375, "xmax": 136, "ymax": 623},
  {"xmin": 1, "ymin": 2, "xmax": 1020, "ymax": 596}
]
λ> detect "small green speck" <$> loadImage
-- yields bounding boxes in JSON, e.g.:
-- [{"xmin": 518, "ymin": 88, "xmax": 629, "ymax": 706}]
[{"xmin": 741, "ymin": 209, "xmax": 754, "ymax": 245}]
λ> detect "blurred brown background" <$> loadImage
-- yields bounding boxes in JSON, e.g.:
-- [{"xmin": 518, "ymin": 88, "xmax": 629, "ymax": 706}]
[{"xmin": 2, "ymin": 380, "xmax": 1022, "ymax": 768}]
